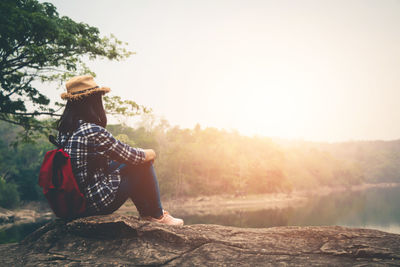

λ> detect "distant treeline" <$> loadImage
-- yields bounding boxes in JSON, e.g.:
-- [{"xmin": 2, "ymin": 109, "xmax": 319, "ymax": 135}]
[{"xmin": 1, "ymin": 120, "xmax": 400, "ymax": 208}]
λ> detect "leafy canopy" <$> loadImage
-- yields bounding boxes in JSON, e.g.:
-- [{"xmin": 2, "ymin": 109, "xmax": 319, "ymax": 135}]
[{"xmin": 0, "ymin": 0, "xmax": 143, "ymax": 141}]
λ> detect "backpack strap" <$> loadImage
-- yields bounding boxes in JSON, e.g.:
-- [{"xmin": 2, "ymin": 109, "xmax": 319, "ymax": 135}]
[
  {"xmin": 49, "ymin": 135, "xmax": 61, "ymax": 149},
  {"xmin": 49, "ymin": 133, "xmax": 72, "ymax": 149},
  {"xmin": 49, "ymin": 132, "xmax": 95, "ymax": 192}
]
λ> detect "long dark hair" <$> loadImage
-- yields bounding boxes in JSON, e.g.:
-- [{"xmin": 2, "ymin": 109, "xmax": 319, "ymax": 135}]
[{"xmin": 57, "ymin": 92, "xmax": 107, "ymax": 134}]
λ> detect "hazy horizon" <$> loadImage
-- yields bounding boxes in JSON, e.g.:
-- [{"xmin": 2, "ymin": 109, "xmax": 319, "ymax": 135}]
[{"xmin": 40, "ymin": 0, "xmax": 400, "ymax": 142}]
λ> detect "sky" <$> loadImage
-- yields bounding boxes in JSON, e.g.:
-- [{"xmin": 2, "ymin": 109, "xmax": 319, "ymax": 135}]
[{"xmin": 42, "ymin": 0, "xmax": 400, "ymax": 142}]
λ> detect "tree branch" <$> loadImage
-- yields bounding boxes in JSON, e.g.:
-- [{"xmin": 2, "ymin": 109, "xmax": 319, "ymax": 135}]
[
  {"xmin": 2, "ymin": 111, "xmax": 61, "ymax": 117},
  {"xmin": 0, "ymin": 116, "xmax": 50, "ymax": 130},
  {"xmin": 0, "ymin": 116, "xmax": 27, "ymax": 127},
  {"xmin": 4, "ymin": 75, "xmax": 35, "ymax": 98}
]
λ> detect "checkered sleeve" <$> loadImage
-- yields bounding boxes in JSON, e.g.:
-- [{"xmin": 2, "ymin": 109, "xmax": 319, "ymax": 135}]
[{"xmin": 92, "ymin": 126, "xmax": 146, "ymax": 165}]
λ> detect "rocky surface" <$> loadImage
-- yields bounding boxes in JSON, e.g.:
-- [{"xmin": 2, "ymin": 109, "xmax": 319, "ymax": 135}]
[{"xmin": 0, "ymin": 214, "xmax": 399, "ymax": 266}]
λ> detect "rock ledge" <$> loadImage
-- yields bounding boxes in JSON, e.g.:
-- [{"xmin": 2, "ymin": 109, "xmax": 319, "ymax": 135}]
[{"xmin": 1, "ymin": 214, "xmax": 399, "ymax": 266}]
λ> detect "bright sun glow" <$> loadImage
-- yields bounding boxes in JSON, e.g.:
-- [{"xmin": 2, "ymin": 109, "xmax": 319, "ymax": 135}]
[{"xmin": 46, "ymin": 0, "xmax": 400, "ymax": 142}]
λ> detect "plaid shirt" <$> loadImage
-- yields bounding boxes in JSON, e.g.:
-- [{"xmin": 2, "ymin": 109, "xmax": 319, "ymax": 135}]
[{"xmin": 58, "ymin": 120, "xmax": 146, "ymax": 212}]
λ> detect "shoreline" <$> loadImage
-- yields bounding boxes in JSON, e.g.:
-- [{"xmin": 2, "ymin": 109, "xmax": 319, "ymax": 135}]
[
  {"xmin": 116, "ymin": 182, "xmax": 400, "ymax": 217},
  {"xmin": 0, "ymin": 202, "xmax": 53, "ymax": 230},
  {"xmin": 1, "ymin": 182, "xmax": 399, "ymax": 227}
]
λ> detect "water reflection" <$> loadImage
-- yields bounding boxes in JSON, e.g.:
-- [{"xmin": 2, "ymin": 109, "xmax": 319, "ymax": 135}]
[
  {"xmin": 1, "ymin": 186, "xmax": 399, "ymax": 244},
  {"xmin": 179, "ymin": 186, "xmax": 400, "ymax": 234},
  {"xmin": 0, "ymin": 220, "xmax": 50, "ymax": 244}
]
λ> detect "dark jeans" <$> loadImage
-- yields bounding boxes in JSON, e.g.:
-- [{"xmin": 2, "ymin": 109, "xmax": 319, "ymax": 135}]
[{"xmin": 90, "ymin": 161, "xmax": 163, "ymax": 218}]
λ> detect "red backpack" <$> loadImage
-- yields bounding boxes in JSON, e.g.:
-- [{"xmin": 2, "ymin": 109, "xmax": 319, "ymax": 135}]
[{"xmin": 38, "ymin": 135, "xmax": 86, "ymax": 219}]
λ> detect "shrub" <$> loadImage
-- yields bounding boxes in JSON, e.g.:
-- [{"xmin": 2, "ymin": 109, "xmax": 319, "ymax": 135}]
[{"xmin": 0, "ymin": 177, "xmax": 20, "ymax": 209}]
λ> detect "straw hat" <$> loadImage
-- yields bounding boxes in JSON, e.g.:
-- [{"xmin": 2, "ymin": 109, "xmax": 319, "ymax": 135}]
[{"xmin": 61, "ymin": 75, "xmax": 110, "ymax": 100}]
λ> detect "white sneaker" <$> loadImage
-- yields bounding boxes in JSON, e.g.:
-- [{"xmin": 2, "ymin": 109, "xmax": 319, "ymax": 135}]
[{"xmin": 142, "ymin": 210, "xmax": 184, "ymax": 226}]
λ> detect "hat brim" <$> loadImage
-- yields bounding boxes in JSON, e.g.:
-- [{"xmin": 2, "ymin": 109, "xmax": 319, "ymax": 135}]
[{"xmin": 61, "ymin": 87, "xmax": 110, "ymax": 100}]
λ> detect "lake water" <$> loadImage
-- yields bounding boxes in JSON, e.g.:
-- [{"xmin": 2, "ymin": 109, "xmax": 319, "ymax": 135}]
[
  {"xmin": 178, "ymin": 185, "xmax": 400, "ymax": 234},
  {"xmin": 1, "ymin": 185, "xmax": 399, "ymax": 244}
]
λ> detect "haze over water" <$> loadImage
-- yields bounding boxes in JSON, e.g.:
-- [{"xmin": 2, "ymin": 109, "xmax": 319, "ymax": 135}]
[
  {"xmin": 179, "ymin": 185, "xmax": 400, "ymax": 234},
  {"xmin": 2, "ymin": 185, "xmax": 399, "ymax": 244}
]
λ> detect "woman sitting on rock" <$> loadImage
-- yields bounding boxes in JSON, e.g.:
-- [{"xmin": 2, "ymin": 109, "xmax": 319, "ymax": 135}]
[{"xmin": 57, "ymin": 75, "xmax": 183, "ymax": 226}]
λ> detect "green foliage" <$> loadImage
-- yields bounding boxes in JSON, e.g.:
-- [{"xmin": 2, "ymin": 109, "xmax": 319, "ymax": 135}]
[
  {"xmin": 104, "ymin": 96, "xmax": 151, "ymax": 120},
  {"xmin": 107, "ymin": 120, "xmax": 378, "ymax": 199},
  {"xmin": 1, "ymin": 117, "xmax": 399, "ymax": 207},
  {"xmin": 0, "ymin": 177, "xmax": 20, "ymax": 209},
  {"xmin": 0, "ymin": 121, "xmax": 51, "ymax": 204},
  {"xmin": 0, "ymin": 0, "xmax": 133, "ymax": 142},
  {"xmin": 115, "ymin": 134, "xmax": 136, "ymax": 147},
  {"xmin": 10, "ymin": 140, "xmax": 50, "ymax": 201},
  {"xmin": 306, "ymin": 140, "xmax": 400, "ymax": 183},
  {"xmin": 107, "ymin": 124, "xmax": 159, "ymax": 150}
]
